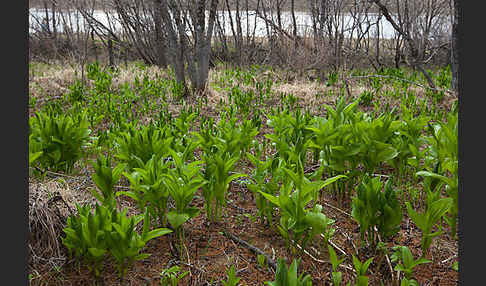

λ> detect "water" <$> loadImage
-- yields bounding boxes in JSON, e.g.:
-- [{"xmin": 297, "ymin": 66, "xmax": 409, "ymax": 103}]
[{"xmin": 29, "ymin": 8, "xmax": 450, "ymax": 40}]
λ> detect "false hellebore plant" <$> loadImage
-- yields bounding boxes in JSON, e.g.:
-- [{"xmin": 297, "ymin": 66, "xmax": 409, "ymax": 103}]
[
  {"xmin": 265, "ymin": 258, "xmax": 313, "ymax": 286},
  {"xmin": 351, "ymin": 176, "xmax": 402, "ymax": 247},
  {"xmin": 246, "ymin": 152, "xmax": 284, "ymax": 227},
  {"xmin": 259, "ymin": 165, "xmax": 345, "ymax": 253},
  {"xmin": 90, "ymin": 155, "xmax": 127, "ymax": 211},
  {"xmin": 118, "ymin": 155, "xmax": 172, "ymax": 227},
  {"xmin": 405, "ymin": 197, "xmax": 452, "ymax": 257},
  {"xmin": 62, "ymin": 204, "xmax": 171, "ymax": 281},
  {"xmin": 390, "ymin": 245, "xmax": 431, "ymax": 285},
  {"xmin": 163, "ymin": 150, "xmax": 206, "ymax": 258}
]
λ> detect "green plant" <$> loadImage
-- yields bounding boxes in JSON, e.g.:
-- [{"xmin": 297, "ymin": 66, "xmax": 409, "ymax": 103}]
[
  {"xmin": 326, "ymin": 71, "xmax": 339, "ymax": 86},
  {"xmin": 61, "ymin": 204, "xmax": 111, "ymax": 278},
  {"xmin": 265, "ymin": 258, "xmax": 312, "ymax": 286},
  {"xmin": 29, "ymin": 133, "xmax": 43, "ymax": 167},
  {"xmin": 266, "ymin": 109, "xmax": 314, "ymax": 171},
  {"xmin": 29, "ymin": 108, "xmax": 91, "ymax": 173},
  {"xmin": 352, "ymin": 255, "xmax": 374, "ymax": 286},
  {"xmin": 217, "ymin": 114, "xmax": 259, "ymax": 157},
  {"xmin": 423, "ymin": 111, "xmax": 458, "ymax": 238},
  {"xmin": 118, "ymin": 155, "xmax": 172, "ymax": 227},
  {"xmin": 246, "ymin": 153, "xmax": 284, "ymax": 226},
  {"xmin": 163, "ymin": 150, "xmax": 206, "ymax": 258},
  {"xmin": 66, "ymin": 78, "xmax": 85, "ymax": 103},
  {"xmin": 358, "ymin": 90, "xmax": 374, "ymax": 106},
  {"xmin": 115, "ymin": 122, "xmax": 173, "ymax": 170},
  {"xmin": 90, "ymin": 155, "xmax": 127, "ymax": 210},
  {"xmin": 351, "ymin": 176, "xmax": 402, "ymax": 246},
  {"xmin": 202, "ymin": 150, "xmax": 247, "ymax": 222},
  {"xmin": 62, "ymin": 203, "xmax": 171, "ymax": 281},
  {"xmin": 391, "ymin": 105, "xmax": 429, "ymax": 182},
  {"xmin": 435, "ymin": 65, "xmax": 451, "ymax": 89},
  {"xmin": 165, "ymin": 151, "xmax": 205, "ymax": 230},
  {"xmin": 350, "ymin": 113, "xmax": 399, "ymax": 175},
  {"xmin": 405, "ymin": 197, "xmax": 452, "ymax": 256},
  {"xmin": 222, "ymin": 265, "xmax": 241, "ymax": 286},
  {"xmin": 391, "ymin": 245, "xmax": 431, "ymax": 281},
  {"xmin": 160, "ymin": 266, "xmax": 189, "ymax": 286},
  {"xmin": 328, "ymin": 245, "xmax": 345, "ymax": 286},
  {"xmin": 259, "ymin": 168, "xmax": 345, "ymax": 252},
  {"xmin": 257, "ymin": 254, "xmax": 267, "ymax": 268},
  {"xmin": 400, "ymin": 277, "xmax": 419, "ymax": 286},
  {"xmin": 106, "ymin": 208, "xmax": 172, "ymax": 282}
]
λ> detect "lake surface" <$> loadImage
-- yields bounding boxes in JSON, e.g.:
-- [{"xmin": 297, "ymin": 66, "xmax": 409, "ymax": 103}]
[{"xmin": 29, "ymin": 8, "xmax": 450, "ymax": 40}]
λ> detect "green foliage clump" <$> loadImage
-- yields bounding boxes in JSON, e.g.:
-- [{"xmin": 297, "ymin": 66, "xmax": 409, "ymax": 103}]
[
  {"xmin": 358, "ymin": 90, "xmax": 374, "ymax": 106},
  {"xmin": 115, "ymin": 122, "xmax": 173, "ymax": 170},
  {"xmin": 119, "ymin": 155, "xmax": 172, "ymax": 227},
  {"xmin": 405, "ymin": 197, "xmax": 452, "ymax": 257},
  {"xmin": 160, "ymin": 266, "xmax": 189, "ymax": 286},
  {"xmin": 29, "ymin": 108, "xmax": 91, "ymax": 173},
  {"xmin": 391, "ymin": 245, "xmax": 431, "ymax": 284},
  {"xmin": 221, "ymin": 265, "xmax": 241, "ymax": 286},
  {"xmin": 259, "ymin": 164, "xmax": 344, "ymax": 252},
  {"xmin": 62, "ymin": 204, "xmax": 171, "ymax": 280},
  {"xmin": 351, "ymin": 176, "xmax": 402, "ymax": 246},
  {"xmin": 265, "ymin": 258, "xmax": 312, "ymax": 286}
]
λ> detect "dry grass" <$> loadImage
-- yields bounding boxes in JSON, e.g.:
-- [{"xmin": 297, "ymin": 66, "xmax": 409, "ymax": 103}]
[{"xmin": 28, "ymin": 173, "xmax": 98, "ymax": 272}]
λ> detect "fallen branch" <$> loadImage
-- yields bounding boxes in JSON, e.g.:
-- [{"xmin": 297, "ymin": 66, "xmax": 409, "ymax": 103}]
[{"xmin": 222, "ymin": 229, "xmax": 277, "ymax": 271}]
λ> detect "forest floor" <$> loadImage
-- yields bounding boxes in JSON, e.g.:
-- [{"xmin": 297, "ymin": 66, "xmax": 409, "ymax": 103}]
[{"xmin": 28, "ymin": 61, "xmax": 458, "ymax": 286}]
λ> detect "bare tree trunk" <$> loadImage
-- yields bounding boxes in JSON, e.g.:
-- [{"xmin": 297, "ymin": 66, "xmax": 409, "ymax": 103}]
[
  {"xmin": 291, "ymin": 0, "xmax": 298, "ymax": 49},
  {"xmin": 51, "ymin": 0, "xmax": 57, "ymax": 38},
  {"xmin": 108, "ymin": 38, "xmax": 114, "ymax": 67},
  {"xmin": 276, "ymin": 0, "xmax": 283, "ymax": 35},
  {"xmin": 375, "ymin": 14, "xmax": 382, "ymax": 67},
  {"xmin": 370, "ymin": 0, "xmax": 436, "ymax": 89},
  {"xmin": 450, "ymin": 0, "xmax": 459, "ymax": 92},
  {"xmin": 197, "ymin": 0, "xmax": 219, "ymax": 93},
  {"xmin": 159, "ymin": 0, "xmax": 188, "ymax": 95},
  {"xmin": 235, "ymin": 0, "xmax": 243, "ymax": 65},
  {"xmin": 224, "ymin": 0, "xmax": 240, "ymax": 65},
  {"xmin": 43, "ymin": 1, "xmax": 51, "ymax": 35},
  {"xmin": 159, "ymin": 0, "xmax": 218, "ymax": 95},
  {"xmin": 153, "ymin": 0, "xmax": 168, "ymax": 68}
]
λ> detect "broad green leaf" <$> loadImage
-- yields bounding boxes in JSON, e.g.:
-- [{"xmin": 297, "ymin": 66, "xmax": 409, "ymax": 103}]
[
  {"xmin": 320, "ymin": 175, "xmax": 347, "ymax": 189},
  {"xmin": 259, "ymin": 191, "xmax": 280, "ymax": 207},
  {"xmin": 115, "ymin": 191, "xmax": 139, "ymax": 201},
  {"xmin": 143, "ymin": 228, "xmax": 172, "ymax": 242},
  {"xmin": 167, "ymin": 212, "xmax": 190, "ymax": 229},
  {"xmin": 225, "ymin": 173, "xmax": 248, "ymax": 187},
  {"xmin": 88, "ymin": 247, "xmax": 106, "ymax": 258},
  {"xmin": 416, "ymin": 171, "xmax": 454, "ymax": 187},
  {"xmin": 133, "ymin": 253, "xmax": 151, "ymax": 261},
  {"xmin": 405, "ymin": 202, "xmax": 427, "ymax": 231}
]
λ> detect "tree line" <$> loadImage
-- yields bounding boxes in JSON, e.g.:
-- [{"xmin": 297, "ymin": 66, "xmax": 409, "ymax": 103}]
[{"xmin": 29, "ymin": 0, "xmax": 460, "ymax": 94}]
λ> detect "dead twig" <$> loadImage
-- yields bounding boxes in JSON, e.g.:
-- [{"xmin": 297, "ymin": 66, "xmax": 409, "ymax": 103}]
[
  {"xmin": 322, "ymin": 201, "xmax": 351, "ymax": 217},
  {"xmin": 222, "ymin": 229, "xmax": 277, "ymax": 271},
  {"xmin": 374, "ymin": 226, "xmax": 395, "ymax": 284}
]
